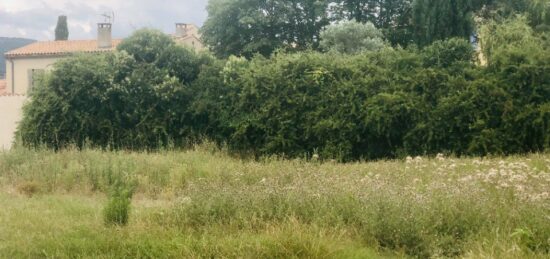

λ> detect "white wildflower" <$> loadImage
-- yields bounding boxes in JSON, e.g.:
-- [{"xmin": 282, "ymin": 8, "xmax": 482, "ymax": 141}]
[{"xmin": 406, "ymin": 156, "xmax": 413, "ymax": 164}]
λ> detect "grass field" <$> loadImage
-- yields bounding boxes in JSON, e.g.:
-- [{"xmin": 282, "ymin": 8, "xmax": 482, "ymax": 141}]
[{"xmin": 0, "ymin": 146, "xmax": 549, "ymax": 258}]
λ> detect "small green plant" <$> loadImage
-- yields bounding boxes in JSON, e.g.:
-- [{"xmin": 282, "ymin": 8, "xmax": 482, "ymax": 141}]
[{"xmin": 103, "ymin": 178, "xmax": 135, "ymax": 226}]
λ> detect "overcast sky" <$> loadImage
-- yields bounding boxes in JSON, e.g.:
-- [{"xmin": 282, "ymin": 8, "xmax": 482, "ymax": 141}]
[{"xmin": 0, "ymin": 0, "xmax": 209, "ymax": 41}]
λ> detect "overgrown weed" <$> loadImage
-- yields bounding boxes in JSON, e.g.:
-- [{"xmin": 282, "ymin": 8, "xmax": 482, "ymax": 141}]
[{"xmin": 0, "ymin": 148, "xmax": 549, "ymax": 257}]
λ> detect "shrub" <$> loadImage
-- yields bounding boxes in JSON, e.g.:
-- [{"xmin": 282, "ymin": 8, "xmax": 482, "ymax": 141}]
[
  {"xmin": 103, "ymin": 180, "xmax": 135, "ymax": 226},
  {"xmin": 18, "ymin": 29, "xmax": 212, "ymax": 150}
]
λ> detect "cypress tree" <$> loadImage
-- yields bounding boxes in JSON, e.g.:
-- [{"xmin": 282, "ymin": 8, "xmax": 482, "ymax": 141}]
[{"xmin": 55, "ymin": 15, "xmax": 69, "ymax": 41}]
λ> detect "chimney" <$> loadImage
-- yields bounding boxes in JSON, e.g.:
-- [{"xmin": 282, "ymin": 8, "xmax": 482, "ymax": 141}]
[
  {"xmin": 97, "ymin": 23, "xmax": 112, "ymax": 48},
  {"xmin": 175, "ymin": 23, "xmax": 188, "ymax": 37}
]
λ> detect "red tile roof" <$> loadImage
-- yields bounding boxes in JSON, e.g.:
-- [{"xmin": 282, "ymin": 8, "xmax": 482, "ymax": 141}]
[{"xmin": 5, "ymin": 39, "xmax": 122, "ymax": 58}]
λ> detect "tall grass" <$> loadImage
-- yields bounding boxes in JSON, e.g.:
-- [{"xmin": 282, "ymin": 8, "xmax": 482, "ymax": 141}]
[{"xmin": 0, "ymin": 147, "xmax": 549, "ymax": 258}]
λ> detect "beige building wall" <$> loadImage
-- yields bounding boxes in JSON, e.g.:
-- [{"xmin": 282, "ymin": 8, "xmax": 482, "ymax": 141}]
[
  {"xmin": 5, "ymin": 60, "xmax": 12, "ymax": 93},
  {"xmin": 6, "ymin": 56, "xmax": 61, "ymax": 95},
  {"xmin": 175, "ymin": 36, "xmax": 205, "ymax": 51},
  {"xmin": 0, "ymin": 95, "xmax": 25, "ymax": 150},
  {"xmin": 185, "ymin": 24, "xmax": 199, "ymax": 36}
]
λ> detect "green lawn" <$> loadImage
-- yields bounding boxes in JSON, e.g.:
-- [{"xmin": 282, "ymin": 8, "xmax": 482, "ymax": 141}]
[{"xmin": 0, "ymin": 147, "xmax": 549, "ymax": 258}]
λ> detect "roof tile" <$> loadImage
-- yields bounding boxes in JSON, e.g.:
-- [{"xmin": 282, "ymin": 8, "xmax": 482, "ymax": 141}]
[{"xmin": 5, "ymin": 39, "xmax": 122, "ymax": 58}]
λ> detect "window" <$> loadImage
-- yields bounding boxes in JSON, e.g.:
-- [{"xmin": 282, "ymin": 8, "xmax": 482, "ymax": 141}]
[{"xmin": 27, "ymin": 69, "xmax": 44, "ymax": 93}]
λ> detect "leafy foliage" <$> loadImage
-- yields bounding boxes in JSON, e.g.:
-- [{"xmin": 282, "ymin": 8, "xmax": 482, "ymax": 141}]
[
  {"xmin": 331, "ymin": 0, "xmax": 414, "ymax": 46},
  {"xmin": 320, "ymin": 20, "xmax": 387, "ymax": 54},
  {"xmin": 192, "ymin": 34, "xmax": 547, "ymax": 160},
  {"xmin": 201, "ymin": 0, "xmax": 330, "ymax": 58},
  {"xmin": 411, "ymin": 0, "xmax": 477, "ymax": 46},
  {"xmin": 18, "ymin": 29, "xmax": 213, "ymax": 150},
  {"xmin": 200, "ymin": 0, "xmax": 550, "ymax": 57},
  {"xmin": 18, "ymin": 19, "xmax": 550, "ymax": 160}
]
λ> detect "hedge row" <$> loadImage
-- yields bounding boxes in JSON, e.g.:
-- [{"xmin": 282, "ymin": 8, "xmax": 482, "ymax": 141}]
[{"xmin": 18, "ymin": 26, "xmax": 550, "ymax": 160}]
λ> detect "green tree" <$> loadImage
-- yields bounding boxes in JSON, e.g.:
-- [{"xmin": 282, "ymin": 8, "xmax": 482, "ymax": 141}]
[
  {"xmin": 477, "ymin": 0, "xmax": 530, "ymax": 20},
  {"xmin": 528, "ymin": 0, "xmax": 550, "ymax": 30},
  {"xmin": 332, "ymin": 0, "xmax": 414, "ymax": 46},
  {"xmin": 55, "ymin": 15, "xmax": 69, "ymax": 41},
  {"xmin": 201, "ymin": 0, "xmax": 330, "ymax": 58},
  {"xmin": 117, "ymin": 28, "xmax": 214, "ymax": 84},
  {"xmin": 478, "ymin": 16, "xmax": 539, "ymax": 65},
  {"xmin": 412, "ymin": 0, "xmax": 477, "ymax": 46},
  {"xmin": 19, "ymin": 29, "xmax": 211, "ymax": 150},
  {"xmin": 116, "ymin": 29, "xmax": 176, "ymax": 64},
  {"xmin": 477, "ymin": 0, "xmax": 550, "ymax": 30},
  {"xmin": 320, "ymin": 20, "xmax": 387, "ymax": 54}
]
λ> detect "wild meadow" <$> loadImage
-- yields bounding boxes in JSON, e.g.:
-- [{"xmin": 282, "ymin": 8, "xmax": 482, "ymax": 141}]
[
  {"xmin": 2, "ymin": 0, "xmax": 549, "ymax": 258},
  {"xmin": 0, "ymin": 146, "xmax": 548, "ymax": 258}
]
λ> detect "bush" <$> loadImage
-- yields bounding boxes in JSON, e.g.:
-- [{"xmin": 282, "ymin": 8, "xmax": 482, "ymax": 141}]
[
  {"xmin": 18, "ymin": 29, "xmax": 212, "ymax": 150},
  {"xmin": 103, "ymin": 180, "xmax": 135, "ymax": 226}
]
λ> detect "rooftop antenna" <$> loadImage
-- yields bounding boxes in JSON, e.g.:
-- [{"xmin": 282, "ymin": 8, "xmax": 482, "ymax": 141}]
[{"xmin": 100, "ymin": 11, "xmax": 115, "ymax": 24}]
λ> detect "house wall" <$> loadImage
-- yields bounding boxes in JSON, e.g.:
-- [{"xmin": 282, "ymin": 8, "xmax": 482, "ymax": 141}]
[
  {"xmin": 0, "ymin": 94, "xmax": 25, "ymax": 150},
  {"xmin": 6, "ymin": 56, "xmax": 61, "ymax": 95},
  {"xmin": 175, "ymin": 36, "xmax": 205, "ymax": 51},
  {"xmin": 5, "ymin": 60, "xmax": 12, "ymax": 93},
  {"xmin": 185, "ymin": 25, "xmax": 200, "ymax": 37}
]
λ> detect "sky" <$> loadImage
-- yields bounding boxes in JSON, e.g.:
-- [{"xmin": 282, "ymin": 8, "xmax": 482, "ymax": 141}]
[{"xmin": 0, "ymin": 0, "xmax": 209, "ymax": 40}]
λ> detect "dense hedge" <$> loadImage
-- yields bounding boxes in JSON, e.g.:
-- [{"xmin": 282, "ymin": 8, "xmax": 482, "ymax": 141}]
[
  {"xmin": 18, "ymin": 30, "xmax": 213, "ymax": 150},
  {"xmin": 200, "ymin": 38, "xmax": 549, "ymax": 160},
  {"xmin": 18, "ymin": 23, "xmax": 550, "ymax": 160}
]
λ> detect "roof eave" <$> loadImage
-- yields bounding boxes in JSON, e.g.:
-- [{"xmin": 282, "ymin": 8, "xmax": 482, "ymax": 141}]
[{"xmin": 5, "ymin": 49, "xmax": 116, "ymax": 59}]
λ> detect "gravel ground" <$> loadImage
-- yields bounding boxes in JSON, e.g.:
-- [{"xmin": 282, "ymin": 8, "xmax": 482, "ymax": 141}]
[{"xmin": 0, "ymin": 96, "xmax": 25, "ymax": 150}]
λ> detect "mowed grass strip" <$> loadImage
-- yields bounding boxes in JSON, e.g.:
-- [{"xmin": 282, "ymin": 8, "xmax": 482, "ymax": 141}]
[{"xmin": 0, "ymin": 147, "xmax": 549, "ymax": 258}]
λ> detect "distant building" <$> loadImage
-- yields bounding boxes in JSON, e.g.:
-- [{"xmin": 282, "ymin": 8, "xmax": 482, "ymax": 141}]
[
  {"xmin": 173, "ymin": 23, "xmax": 205, "ymax": 51},
  {"xmin": 4, "ymin": 23, "xmax": 203, "ymax": 95}
]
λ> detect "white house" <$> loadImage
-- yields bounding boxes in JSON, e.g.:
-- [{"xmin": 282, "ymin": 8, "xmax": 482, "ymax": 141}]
[{"xmin": 4, "ymin": 23, "xmax": 204, "ymax": 95}]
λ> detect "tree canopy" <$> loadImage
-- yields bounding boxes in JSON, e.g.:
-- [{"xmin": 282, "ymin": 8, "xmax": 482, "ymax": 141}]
[
  {"xmin": 320, "ymin": 20, "xmax": 386, "ymax": 54},
  {"xmin": 201, "ymin": 0, "xmax": 330, "ymax": 58},
  {"xmin": 201, "ymin": 0, "xmax": 550, "ymax": 57},
  {"xmin": 411, "ymin": 0, "xmax": 477, "ymax": 46}
]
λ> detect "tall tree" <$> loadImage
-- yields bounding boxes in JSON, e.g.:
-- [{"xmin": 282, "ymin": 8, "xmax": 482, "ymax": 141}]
[
  {"xmin": 477, "ymin": 0, "xmax": 550, "ymax": 30},
  {"xmin": 55, "ymin": 15, "xmax": 69, "ymax": 41},
  {"xmin": 201, "ymin": 0, "xmax": 330, "ymax": 58},
  {"xmin": 331, "ymin": 0, "xmax": 414, "ymax": 46},
  {"xmin": 528, "ymin": 0, "xmax": 550, "ymax": 30},
  {"xmin": 412, "ymin": 0, "xmax": 476, "ymax": 46},
  {"xmin": 378, "ymin": 0, "xmax": 414, "ymax": 45}
]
